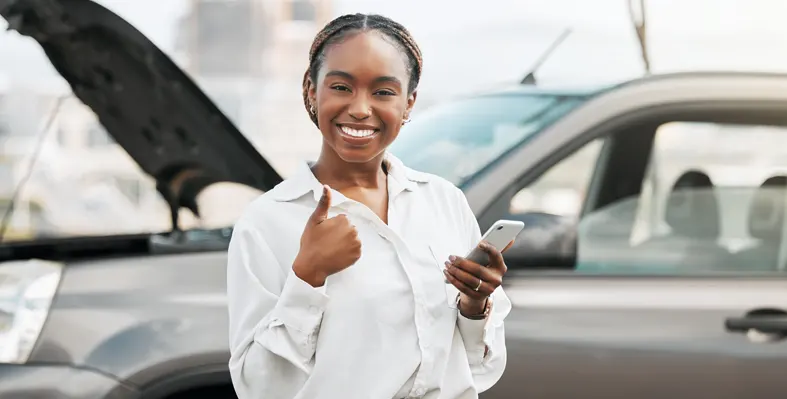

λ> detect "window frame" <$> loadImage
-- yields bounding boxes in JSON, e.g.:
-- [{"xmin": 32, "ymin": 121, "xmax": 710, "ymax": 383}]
[{"xmin": 480, "ymin": 99, "xmax": 787, "ymax": 278}]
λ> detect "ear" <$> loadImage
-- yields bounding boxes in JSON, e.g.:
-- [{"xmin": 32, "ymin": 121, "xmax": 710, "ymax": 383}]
[
  {"xmin": 307, "ymin": 76, "xmax": 318, "ymax": 108},
  {"xmin": 405, "ymin": 89, "xmax": 418, "ymax": 117}
]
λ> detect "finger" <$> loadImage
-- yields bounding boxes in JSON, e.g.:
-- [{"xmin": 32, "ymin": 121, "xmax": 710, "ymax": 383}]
[
  {"xmin": 449, "ymin": 256, "xmax": 490, "ymax": 281},
  {"xmin": 443, "ymin": 270, "xmax": 487, "ymax": 300},
  {"xmin": 308, "ymin": 184, "xmax": 332, "ymax": 224},
  {"xmin": 479, "ymin": 241, "xmax": 507, "ymax": 272},
  {"xmin": 444, "ymin": 261, "xmax": 495, "ymax": 296},
  {"xmin": 502, "ymin": 239, "xmax": 515, "ymax": 253}
]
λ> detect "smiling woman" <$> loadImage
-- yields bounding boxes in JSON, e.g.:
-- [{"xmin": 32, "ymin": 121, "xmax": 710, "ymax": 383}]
[
  {"xmin": 301, "ymin": 14, "xmax": 422, "ymax": 167},
  {"xmin": 227, "ymin": 13, "xmax": 512, "ymax": 399}
]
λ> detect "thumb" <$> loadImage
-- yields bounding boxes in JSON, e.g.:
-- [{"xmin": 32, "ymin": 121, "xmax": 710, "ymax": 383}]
[
  {"xmin": 480, "ymin": 241, "xmax": 506, "ymax": 270},
  {"xmin": 309, "ymin": 184, "xmax": 332, "ymax": 224}
]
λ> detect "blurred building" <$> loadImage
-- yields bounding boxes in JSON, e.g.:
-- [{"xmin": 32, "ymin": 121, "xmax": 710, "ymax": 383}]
[{"xmin": 175, "ymin": 0, "xmax": 333, "ymax": 177}]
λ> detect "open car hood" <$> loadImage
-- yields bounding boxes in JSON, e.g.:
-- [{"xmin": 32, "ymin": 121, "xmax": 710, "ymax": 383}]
[{"xmin": 0, "ymin": 0, "xmax": 282, "ymax": 228}]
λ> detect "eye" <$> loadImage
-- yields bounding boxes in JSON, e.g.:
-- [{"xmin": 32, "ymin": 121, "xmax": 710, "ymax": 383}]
[
  {"xmin": 331, "ymin": 84, "xmax": 351, "ymax": 92},
  {"xmin": 375, "ymin": 89, "xmax": 396, "ymax": 96}
]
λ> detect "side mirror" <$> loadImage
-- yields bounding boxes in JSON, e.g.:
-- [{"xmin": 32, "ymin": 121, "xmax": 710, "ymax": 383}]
[{"xmin": 501, "ymin": 212, "xmax": 577, "ymax": 269}]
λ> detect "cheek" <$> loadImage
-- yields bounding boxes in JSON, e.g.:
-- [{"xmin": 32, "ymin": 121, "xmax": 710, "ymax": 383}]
[
  {"xmin": 316, "ymin": 89, "xmax": 343, "ymax": 114},
  {"xmin": 377, "ymin": 98, "xmax": 407, "ymax": 127}
]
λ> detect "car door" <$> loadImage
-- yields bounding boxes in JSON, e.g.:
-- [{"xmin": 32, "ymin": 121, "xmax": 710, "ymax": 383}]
[{"xmin": 475, "ymin": 99, "xmax": 787, "ymax": 398}]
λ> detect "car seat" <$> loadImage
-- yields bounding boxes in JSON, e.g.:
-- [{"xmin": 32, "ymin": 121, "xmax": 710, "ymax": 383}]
[
  {"xmin": 634, "ymin": 170, "xmax": 730, "ymax": 271},
  {"xmin": 733, "ymin": 176, "xmax": 787, "ymax": 271}
]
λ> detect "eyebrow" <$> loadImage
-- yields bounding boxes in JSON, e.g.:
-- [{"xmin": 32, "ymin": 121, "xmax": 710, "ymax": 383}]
[{"xmin": 325, "ymin": 70, "xmax": 403, "ymax": 86}]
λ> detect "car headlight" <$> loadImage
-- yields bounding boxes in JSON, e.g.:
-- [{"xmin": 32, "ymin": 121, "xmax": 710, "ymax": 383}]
[{"xmin": 0, "ymin": 259, "xmax": 62, "ymax": 364}]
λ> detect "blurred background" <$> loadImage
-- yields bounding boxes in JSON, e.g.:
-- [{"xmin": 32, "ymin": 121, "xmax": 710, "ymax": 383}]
[{"xmin": 2, "ymin": 0, "xmax": 787, "ymax": 240}]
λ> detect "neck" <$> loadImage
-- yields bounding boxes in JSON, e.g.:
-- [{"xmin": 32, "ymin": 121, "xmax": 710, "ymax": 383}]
[{"xmin": 312, "ymin": 142, "xmax": 387, "ymax": 190}]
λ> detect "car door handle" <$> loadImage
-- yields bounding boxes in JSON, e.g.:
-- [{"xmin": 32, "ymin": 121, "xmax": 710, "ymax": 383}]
[{"xmin": 725, "ymin": 316, "xmax": 787, "ymax": 334}]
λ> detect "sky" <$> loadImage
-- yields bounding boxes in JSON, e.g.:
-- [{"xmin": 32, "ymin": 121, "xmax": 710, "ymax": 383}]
[{"xmin": 4, "ymin": 0, "xmax": 787, "ymax": 97}]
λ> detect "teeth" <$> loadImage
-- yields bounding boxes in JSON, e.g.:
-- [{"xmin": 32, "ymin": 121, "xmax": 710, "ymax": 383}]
[{"xmin": 341, "ymin": 126, "xmax": 376, "ymax": 138}]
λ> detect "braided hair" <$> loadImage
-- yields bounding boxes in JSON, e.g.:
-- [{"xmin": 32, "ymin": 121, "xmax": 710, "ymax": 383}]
[{"xmin": 302, "ymin": 13, "xmax": 423, "ymax": 127}]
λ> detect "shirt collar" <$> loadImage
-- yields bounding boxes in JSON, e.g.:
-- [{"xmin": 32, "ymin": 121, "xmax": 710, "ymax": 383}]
[{"xmin": 270, "ymin": 152, "xmax": 430, "ymax": 202}]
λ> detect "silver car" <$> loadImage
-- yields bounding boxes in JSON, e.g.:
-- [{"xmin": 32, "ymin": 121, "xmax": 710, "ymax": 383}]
[{"xmin": 391, "ymin": 72, "xmax": 787, "ymax": 398}]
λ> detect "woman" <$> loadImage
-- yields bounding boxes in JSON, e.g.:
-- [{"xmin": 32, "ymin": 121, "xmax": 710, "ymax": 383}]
[{"xmin": 227, "ymin": 13, "xmax": 512, "ymax": 399}]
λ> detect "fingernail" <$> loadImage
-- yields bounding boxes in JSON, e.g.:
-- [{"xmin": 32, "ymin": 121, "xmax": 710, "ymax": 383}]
[
  {"xmin": 444, "ymin": 260, "xmax": 452, "ymax": 269},
  {"xmin": 448, "ymin": 255, "xmax": 456, "ymax": 262}
]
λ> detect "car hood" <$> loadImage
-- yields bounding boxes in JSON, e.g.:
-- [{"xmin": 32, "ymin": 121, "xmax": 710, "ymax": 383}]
[{"xmin": 0, "ymin": 0, "xmax": 282, "ymax": 216}]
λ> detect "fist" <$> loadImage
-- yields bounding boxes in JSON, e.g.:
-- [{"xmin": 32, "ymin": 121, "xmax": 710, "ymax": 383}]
[{"xmin": 293, "ymin": 185, "xmax": 362, "ymax": 287}]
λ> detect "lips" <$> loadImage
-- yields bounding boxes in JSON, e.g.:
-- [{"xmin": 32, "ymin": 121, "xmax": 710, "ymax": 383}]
[
  {"xmin": 336, "ymin": 124, "xmax": 380, "ymax": 146},
  {"xmin": 340, "ymin": 126, "xmax": 376, "ymax": 138}
]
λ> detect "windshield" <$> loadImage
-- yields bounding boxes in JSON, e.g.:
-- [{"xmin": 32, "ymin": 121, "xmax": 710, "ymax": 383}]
[{"xmin": 389, "ymin": 94, "xmax": 588, "ymax": 186}]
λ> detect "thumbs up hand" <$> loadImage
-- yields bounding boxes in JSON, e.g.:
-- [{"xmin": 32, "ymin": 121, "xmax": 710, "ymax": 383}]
[{"xmin": 292, "ymin": 185, "xmax": 362, "ymax": 287}]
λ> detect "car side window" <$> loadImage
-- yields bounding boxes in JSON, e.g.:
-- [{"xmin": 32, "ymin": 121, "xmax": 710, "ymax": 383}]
[
  {"xmin": 576, "ymin": 121, "xmax": 787, "ymax": 274},
  {"xmin": 509, "ymin": 138, "xmax": 604, "ymax": 218}
]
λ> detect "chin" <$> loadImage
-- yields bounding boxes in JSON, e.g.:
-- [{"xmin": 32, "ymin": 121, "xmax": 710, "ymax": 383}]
[{"xmin": 335, "ymin": 147, "xmax": 385, "ymax": 164}]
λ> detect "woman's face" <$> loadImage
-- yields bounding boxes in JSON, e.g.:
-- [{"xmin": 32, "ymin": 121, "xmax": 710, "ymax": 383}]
[{"xmin": 309, "ymin": 31, "xmax": 417, "ymax": 164}]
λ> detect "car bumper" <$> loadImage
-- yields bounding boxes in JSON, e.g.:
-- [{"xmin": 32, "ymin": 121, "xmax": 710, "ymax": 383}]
[{"xmin": 0, "ymin": 364, "xmax": 139, "ymax": 399}]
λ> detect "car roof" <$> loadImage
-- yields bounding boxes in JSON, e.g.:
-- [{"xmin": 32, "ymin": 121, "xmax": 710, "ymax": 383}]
[
  {"xmin": 461, "ymin": 71, "xmax": 787, "ymax": 101},
  {"xmin": 479, "ymin": 84, "xmax": 611, "ymax": 98}
]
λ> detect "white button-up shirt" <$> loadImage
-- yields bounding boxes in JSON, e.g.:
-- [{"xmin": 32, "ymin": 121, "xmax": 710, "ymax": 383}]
[{"xmin": 227, "ymin": 153, "xmax": 511, "ymax": 399}]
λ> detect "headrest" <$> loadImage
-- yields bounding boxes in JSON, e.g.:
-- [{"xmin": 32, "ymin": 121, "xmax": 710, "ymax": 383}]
[
  {"xmin": 664, "ymin": 170, "xmax": 720, "ymax": 239},
  {"xmin": 748, "ymin": 176, "xmax": 787, "ymax": 241}
]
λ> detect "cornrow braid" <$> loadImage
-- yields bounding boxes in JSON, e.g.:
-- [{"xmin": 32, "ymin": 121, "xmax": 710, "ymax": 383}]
[{"xmin": 301, "ymin": 13, "xmax": 423, "ymax": 128}]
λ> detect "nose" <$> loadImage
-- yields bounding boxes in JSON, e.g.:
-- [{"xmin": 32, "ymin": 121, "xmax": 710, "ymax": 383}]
[{"xmin": 348, "ymin": 92, "xmax": 372, "ymax": 120}]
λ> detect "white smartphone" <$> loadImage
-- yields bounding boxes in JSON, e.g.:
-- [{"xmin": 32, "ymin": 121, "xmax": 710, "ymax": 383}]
[{"xmin": 464, "ymin": 220, "xmax": 525, "ymax": 267}]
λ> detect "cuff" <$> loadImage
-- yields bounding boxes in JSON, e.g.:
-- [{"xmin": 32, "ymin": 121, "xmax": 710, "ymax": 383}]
[
  {"xmin": 457, "ymin": 316, "xmax": 488, "ymax": 365},
  {"xmin": 270, "ymin": 270, "xmax": 330, "ymax": 334},
  {"xmin": 457, "ymin": 299, "xmax": 495, "ymax": 366}
]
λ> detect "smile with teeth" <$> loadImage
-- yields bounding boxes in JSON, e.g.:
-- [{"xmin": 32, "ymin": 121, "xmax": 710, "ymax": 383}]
[{"xmin": 340, "ymin": 125, "xmax": 377, "ymax": 138}]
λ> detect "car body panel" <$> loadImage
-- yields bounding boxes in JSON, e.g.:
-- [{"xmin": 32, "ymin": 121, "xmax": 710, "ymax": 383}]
[
  {"xmin": 0, "ymin": 364, "xmax": 139, "ymax": 399},
  {"xmin": 484, "ymin": 275, "xmax": 787, "ymax": 398},
  {"xmin": 30, "ymin": 250, "xmax": 232, "ymax": 388}
]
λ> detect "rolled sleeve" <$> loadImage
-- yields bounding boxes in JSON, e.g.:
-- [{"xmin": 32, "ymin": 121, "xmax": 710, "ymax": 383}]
[
  {"xmin": 457, "ymin": 287, "xmax": 511, "ymax": 364},
  {"xmin": 268, "ymin": 270, "xmax": 329, "ymax": 338},
  {"xmin": 457, "ymin": 287, "xmax": 512, "ymax": 392},
  {"xmin": 227, "ymin": 219, "xmax": 329, "ymax": 399},
  {"xmin": 457, "ymin": 307, "xmax": 491, "ymax": 366}
]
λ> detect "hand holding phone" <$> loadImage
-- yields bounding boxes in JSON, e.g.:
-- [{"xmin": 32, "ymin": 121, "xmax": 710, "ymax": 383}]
[
  {"xmin": 464, "ymin": 220, "xmax": 525, "ymax": 266},
  {"xmin": 443, "ymin": 220, "xmax": 524, "ymax": 314}
]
